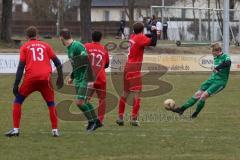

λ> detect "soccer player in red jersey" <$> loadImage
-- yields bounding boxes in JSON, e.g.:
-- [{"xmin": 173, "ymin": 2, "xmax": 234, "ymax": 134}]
[
  {"xmin": 85, "ymin": 31, "xmax": 110, "ymax": 125},
  {"xmin": 5, "ymin": 26, "xmax": 63, "ymax": 137},
  {"xmin": 116, "ymin": 22, "xmax": 157, "ymax": 126}
]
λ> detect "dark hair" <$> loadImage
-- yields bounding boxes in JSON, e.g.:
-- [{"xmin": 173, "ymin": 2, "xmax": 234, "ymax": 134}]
[
  {"xmin": 25, "ymin": 26, "xmax": 38, "ymax": 38},
  {"xmin": 60, "ymin": 28, "xmax": 72, "ymax": 40},
  {"xmin": 92, "ymin": 31, "xmax": 102, "ymax": 42},
  {"xmin": 133, "ymin": 22, "xmax": 144, "ymax": 34}
]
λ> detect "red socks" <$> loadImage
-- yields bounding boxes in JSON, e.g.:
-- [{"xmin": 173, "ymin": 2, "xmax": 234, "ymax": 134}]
[
  {"xmin": 48, "ymin": 107, "xmax": 58, "ymax": 129},
  {"xmin": 98, "ymin": 99, "xmax": 106, "ymax": 123},
  {"xmin": 131, "ymin": 98, "xmax": 141, "ymax": 120},
  {"xmin": 13, "ymin": 103, "xmax": 22, "ymax": 128},
  {"xmin": 13, "ymin": 103, "xmax": 58, "ymax": 129},
  {"xmin": 118, "ymin": 97, "xmax": 126, "ymax": 119}
]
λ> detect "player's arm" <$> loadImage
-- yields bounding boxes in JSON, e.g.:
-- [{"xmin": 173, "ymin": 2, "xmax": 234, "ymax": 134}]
[
  {"xmin": 214, "ymin": 60, "xmax": 231, "ymax": 72},
  {"xmin": 48, "ymin": 45, "xmax": 64, "ymax": 89},
  {"xmin": 83, "ymin": 55, "xmax": 96, "ymax": 83},
  {"xmin": 13, "ymin": 61, "xmax": 25, "ymax": 96},
  {"xmin": 13, "ymin": 47, "xmax": 26, "ymax": 96},
  {"xmin": 145, "ymin": 33, "xmax": 157, "ymax": 47},
  {"xmin": 105, "ymin": 49, "xmax": 110, "ymax": 69},
  {"xmin": 75, "ymin": 44, "xmax": 96, "ymax": 83},
  {"xmin": 52, "ymin": 57, "xmax": 64, "ymax": 89}
]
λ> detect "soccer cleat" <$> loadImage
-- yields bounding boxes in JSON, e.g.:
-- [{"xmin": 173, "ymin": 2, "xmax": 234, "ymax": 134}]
[
  {"xmin": 52, "ymin": 129, "xmax": 60, "ymax": 137},
  {"xmin": 191, "ymin": 112, "xmax": 199, "ymax": 119},
  {"xmin": 116, "ymin": 118, "xmax": 124, "ymax": 126},
  {"xmin": 171, "ymin": 107, "xmax": 185, "ymax": 115},
  {"xmin": 86, "ymin": 121, "xmax": 95, "ymax": 131},
  {"xmin": 87, "ymin": 119, "xmax": 102, "ymax": 132},
  {"xmin": 130, "ymin": 120, "xmax": 140, "ymax": 127},
  {"xmin": 5, "ymin": 129, "xmax": 20, "ymax": 137}
]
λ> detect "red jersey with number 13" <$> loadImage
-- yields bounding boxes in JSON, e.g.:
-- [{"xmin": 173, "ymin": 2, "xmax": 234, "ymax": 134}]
[
  {"xmin": 85, "ymin": 42, "xmax": 109, "ymax": 84},
  {"xmin": 20, "ymin": 40, "xmax": 57, "ymax": 81}
]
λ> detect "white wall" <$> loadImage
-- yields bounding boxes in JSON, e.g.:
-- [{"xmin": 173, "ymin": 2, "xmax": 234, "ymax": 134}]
[{"xmin": 77, "ymin": 7, "xmax": 150, "ymax": 22}]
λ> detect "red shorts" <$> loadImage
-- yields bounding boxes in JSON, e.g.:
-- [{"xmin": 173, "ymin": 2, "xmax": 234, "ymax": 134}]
[
  {"xmin": 124, "ymin": 64, "xmax": 142, "ymax": 92},
  {"xmin": 19, "ymin": 79, "xmax": 54, "ymax": 102}
]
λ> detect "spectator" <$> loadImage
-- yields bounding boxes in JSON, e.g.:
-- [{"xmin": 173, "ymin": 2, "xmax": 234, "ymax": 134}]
[
  {"xmin": 156, "ymin": 19, "xmax": 162, "ymax": 40},
  {"xmin": 163, "ymin": 20, "xmax": 168, "ymax": 40},
  {"xmin": 147, "ymin": 15, "xmax": 157, "ymax": 36},
  {"xmin": 117, "ymin": 17, "xmax": 126, "ymax": 39}
]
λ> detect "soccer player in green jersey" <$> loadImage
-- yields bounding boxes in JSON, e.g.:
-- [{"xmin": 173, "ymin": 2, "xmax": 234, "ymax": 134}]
[
  {"xmin": 59, "ymin": 29, "xmax": 101, "ymax": 131},
  {"xmin": 172, "ymin": 42, "xmax": 231, "ymax": 118}
]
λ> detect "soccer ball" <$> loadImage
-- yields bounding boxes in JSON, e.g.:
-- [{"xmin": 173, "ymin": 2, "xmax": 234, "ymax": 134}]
[{"xmin": 163, "ymin": 99, "xmax": 176, "ymax": 110}]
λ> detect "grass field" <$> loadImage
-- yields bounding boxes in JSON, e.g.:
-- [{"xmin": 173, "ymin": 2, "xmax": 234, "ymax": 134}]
[{"xmin": 1, "ymin": 74, "xmax": 240, "ymax": 160}]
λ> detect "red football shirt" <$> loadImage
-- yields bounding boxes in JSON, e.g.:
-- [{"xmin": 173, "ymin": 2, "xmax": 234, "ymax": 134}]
[
  {"xmin": 85, "ymin": 42, "xmax": 109, "ymax": 84},
  {"xmin": 20, "ymin": 39, "xmax": 56, "ymax": 81},
  {"xmin": 127, "ymin": 33, "xmax": 151, "ymax": 63}
]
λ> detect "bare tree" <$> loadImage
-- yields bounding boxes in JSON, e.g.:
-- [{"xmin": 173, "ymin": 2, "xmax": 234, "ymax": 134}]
[
  {"xmin": 1, "ymin": 0, "xmax": 13, "ymax": 43},
  {"xmin": 80, "ymin": 0, "xmax": 92, "ymax": 43},
  {"xmin": 192, "ymin": 0, "xmax": 198, "ymax": 40},
  {"xmin": 123, "ymin": 0, "xmax": 135, "ymax": 34},
  {"xmin": 207, "ymin": 0, "xmax": 211, "ymax": 41},
  {"xmin": 26, "ymin": 0, "xmax": 56, "ymax": 21},
  {"xmin": 216, "ymin": 0, "xmax": 223, "ymax": 37}
]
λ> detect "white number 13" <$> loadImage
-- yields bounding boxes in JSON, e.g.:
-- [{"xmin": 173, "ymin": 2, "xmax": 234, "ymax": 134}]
[{"xmin": 30, "ymin": 48, "xmax": 44, "ymax": 61}]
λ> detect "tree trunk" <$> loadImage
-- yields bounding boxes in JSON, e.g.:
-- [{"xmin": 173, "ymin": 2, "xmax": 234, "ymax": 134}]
[
  {"xmin": 1, "ymin": 0, "xmax": 13, "ymax": 43},
  {"xmin": 128, "ymin": 0, "xmax": 135, "ymax": 34},
  {"xmin": 216, "ymin": 0, "xmax": 223, "ymax": 39},
  {"xmin": 229, "ymin": 0, "xmax": 235, "ymax": 21},
  {"xmin": 207, "ymin": 0, "xmax": 211, "ymax": 41},
  {"xmin": 80, "ymin": 0, "xmax": 92, "ymax": 43},
  {"xmin": 192, "ymin": 0, "xmax": 198, "ymax": 40}
]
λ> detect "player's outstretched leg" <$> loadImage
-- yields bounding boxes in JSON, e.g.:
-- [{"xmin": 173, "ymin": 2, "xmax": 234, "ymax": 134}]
[
  {"xmin": 191, "ymin": 92, "xmax": 209, "ymax": 119},
  {"xmin": 5, "ymin": 95, "xmax": 25, "ymax": 137},
  {"xmin": 172, "ymin": 91, "xmax": 203, "ymax": 115}
]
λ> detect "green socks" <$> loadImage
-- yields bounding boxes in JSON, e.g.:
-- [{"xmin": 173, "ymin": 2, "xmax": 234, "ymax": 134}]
[
  {"xmin": 195, "ymin": 99, "xmax": 206, "ymax": 114},
  {"xmin": 181, "ymin": 96, "xmax": 198, "ymax": 110},
  {"xmin": 86, "ymin": 103, "xmax": 98, "ymax": 122},
  {"xmin": 77, "ymin": 104, "xmax": 93, "ymax": 121}
]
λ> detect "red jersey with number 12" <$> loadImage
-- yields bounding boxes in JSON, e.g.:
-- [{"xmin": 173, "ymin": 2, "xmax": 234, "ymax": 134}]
[
  {"xmin": 20, "ymin": 39, "xmax": 56, "ymax": 81},
  {"xmin": 85, "ymin": 42, "xmax": 109, "ymax": 84}
]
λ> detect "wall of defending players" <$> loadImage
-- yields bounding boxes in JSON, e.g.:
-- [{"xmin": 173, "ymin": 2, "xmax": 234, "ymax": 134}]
[{"xmin": 1, "ymin": 54, "xmax": 240, "ymax": 73}]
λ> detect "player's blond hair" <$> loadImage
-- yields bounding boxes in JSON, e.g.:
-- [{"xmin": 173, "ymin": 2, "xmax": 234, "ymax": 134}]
[{"xmin": 210, "ymin": 42, "xmax": 222, "ymax": 52}]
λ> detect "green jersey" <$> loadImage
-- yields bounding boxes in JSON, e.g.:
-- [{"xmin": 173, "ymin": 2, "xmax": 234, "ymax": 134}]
[
  {"xmin": 67, "ymin": 41, "xmax": 88, "ymax": 85},
  {"xmin": 209, "ymin": 53, "xmax": 231, "ymax": 83}
]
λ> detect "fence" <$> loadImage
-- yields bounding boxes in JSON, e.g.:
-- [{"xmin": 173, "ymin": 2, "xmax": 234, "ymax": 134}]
[
  {"xmin": 10, "ymin": 21, "xmax": 124, "ymax": 37},
  {"xmin": 151, "ymin": 6, "xmax": 240, "ymax": 44}
]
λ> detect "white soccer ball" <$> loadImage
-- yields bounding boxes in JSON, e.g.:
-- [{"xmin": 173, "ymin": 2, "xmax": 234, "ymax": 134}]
[{"xmin": 163, "ymin": 99, "xmax": 176, "ymax": 110}]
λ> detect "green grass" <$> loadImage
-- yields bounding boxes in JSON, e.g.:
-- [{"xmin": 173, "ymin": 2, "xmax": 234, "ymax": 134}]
[{"xmin": 1, "ymin": 74, "xmax": 240, "ymax": 160}]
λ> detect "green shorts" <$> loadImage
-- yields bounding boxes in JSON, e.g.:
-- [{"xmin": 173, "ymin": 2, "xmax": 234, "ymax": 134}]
[
  {"xmin": 75, "ymin": 81, "xmax": 88, "ymax": 100},
  {"xmin": 200, "ymin": 80, "xmax": 226, "ymax": 96}
]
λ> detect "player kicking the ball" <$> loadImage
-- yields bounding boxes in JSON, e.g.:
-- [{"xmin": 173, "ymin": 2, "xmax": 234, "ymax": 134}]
[
  {"xmin": 172, "ymin": 43, "xmax": 231, "ymax": 118},
  {"xmin": 85, "ymin": 31, "xmax": 110, "ymax": 125},
  {"xmin": 5, "ymin": 26, "xmax": 63, "ymax": 137},
  {"xmin": 116, "ymin": 22, "xmax": 157, "ymax": 126},
  {"xmin": 60, "ymin": 29, "xmax": 101, "ymax": 132}
]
